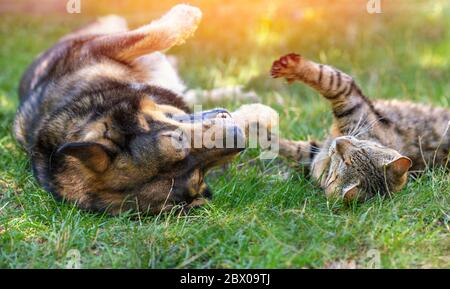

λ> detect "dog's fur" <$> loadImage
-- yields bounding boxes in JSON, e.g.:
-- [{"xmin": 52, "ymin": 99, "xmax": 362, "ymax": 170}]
[{"xmin": 14, "ymin": 5, "xmax": 251, "ymax": 215}]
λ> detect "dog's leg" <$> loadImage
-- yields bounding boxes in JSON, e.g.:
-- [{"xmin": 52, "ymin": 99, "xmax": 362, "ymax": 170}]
[
  {"xmin": 89, "ymin": 4, "xmax": 202, "ymax": 63},
  {"xmin": 133, "ymin": 52, "xmax": 187, "ymax": 95}
]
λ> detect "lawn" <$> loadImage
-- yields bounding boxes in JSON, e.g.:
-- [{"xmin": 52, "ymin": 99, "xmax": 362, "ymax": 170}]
[{"xmin": 0, "ymin": 0, "xmax": 449, "ymax": 268}]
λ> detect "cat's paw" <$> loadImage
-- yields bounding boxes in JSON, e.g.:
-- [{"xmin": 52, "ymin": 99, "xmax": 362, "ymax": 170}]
[
  {"xmin": 271, "ymin": 53, "xmax": 302, "ymax": 83},
  {"xmin": 231, "ymin": 104, "xmax": 279, "ymax": 137}
]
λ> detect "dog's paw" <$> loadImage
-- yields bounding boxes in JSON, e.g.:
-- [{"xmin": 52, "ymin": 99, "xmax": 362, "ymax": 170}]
[
  {"xmin": 165, "ymin": 4, "xmax": 202, "ymax": 28},
  {"xmin": 96, "ymin": 15, "xmax": 128, "ymax": 32},
  {"xmin": 270, "ymin": 53, "xmax": 302, "ymax": 83},
  {"xmin": 156, "ymin": 4, "xmax": 202, "ymax": 45}
]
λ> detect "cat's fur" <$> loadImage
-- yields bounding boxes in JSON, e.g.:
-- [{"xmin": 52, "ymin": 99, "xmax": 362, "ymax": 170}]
[{"xmin": 271, "ymin": 53, "xmax": 450, "ymax": 201}]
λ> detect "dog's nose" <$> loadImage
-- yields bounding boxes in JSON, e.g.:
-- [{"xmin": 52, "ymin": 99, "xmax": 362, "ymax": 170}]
[
  {"xmin": 214, "ymin": 110, "xmax": 232, "ymax": 119},
  {"xmin": 201, "ymin": 108, "xmax": 231, "ymax": 120}
]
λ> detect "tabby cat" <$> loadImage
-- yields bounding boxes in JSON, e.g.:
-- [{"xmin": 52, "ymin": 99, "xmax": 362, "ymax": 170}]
[{"xmin": 271, "ymin": 53, "xmax": 450, "ymax": 201}]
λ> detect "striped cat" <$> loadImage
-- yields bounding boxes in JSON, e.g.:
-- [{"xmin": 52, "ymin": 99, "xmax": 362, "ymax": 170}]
[{"xmin": 271, "ymin": 53, "xmax": 450, "ymax": 201}]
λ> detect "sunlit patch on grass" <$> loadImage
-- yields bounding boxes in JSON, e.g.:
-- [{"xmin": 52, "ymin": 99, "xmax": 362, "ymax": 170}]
[
  {"xmin": 0, "ymin": 93, "xmax": 16, "ymax": 112},
  {"xmin": 302, "ymin": 7, "xmax": 323, "ymax": 22},
  {"xmin": 207, "ymin": 57, "xmax": 262, "ymax": 88},
  {"xmin": 4, "ymin": 217, "xmax": 48, "ymax": 242},
  {"xmin": 419, "ymin": 50, "xmax": 448, "ymax": 69},
  {"xmin": 425, "ymin": 2, "xmax": 444, "ymax": 21},
  {"xmin": 235, "ymin": 57, "xmax": 262, "ymax": 84},
  {"xmin": 254, "ymin": 2, "xmax": 282, "ymax": 47}
]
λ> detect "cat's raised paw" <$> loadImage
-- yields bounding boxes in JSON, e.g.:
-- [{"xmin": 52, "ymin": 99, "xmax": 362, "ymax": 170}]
[{"xmin": 270, "ymin": 53, "xmax": 302, "ymax": 83}]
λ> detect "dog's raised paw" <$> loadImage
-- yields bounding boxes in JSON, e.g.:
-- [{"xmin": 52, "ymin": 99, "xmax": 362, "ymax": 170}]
[
  {"xmin": 158, "ymin": 4, "xmax": 202, "ymax": 43},
  {"xmin": 270, "ymin": 53, "xmax": 302, "ymax": 83}
]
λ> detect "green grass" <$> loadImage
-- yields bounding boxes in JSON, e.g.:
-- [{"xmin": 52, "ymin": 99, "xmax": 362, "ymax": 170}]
[{"xmin": 0, "ymin": 0, "xmax": 449, "ymax": 268}]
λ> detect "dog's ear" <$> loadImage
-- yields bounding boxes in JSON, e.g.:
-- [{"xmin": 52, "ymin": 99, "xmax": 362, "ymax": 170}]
[
  {"xmin": 57, "ymin": 142, "xmax": 112, "ymax": 173},
  {"xmin": 89, "ymin": 4, "xmax": 202, "ymax": 62}
]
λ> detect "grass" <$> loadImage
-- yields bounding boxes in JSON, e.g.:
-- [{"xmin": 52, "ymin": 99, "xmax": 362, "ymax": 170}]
[{"xmin": 0, "ymin": 0, "xmax": 449, "ymax": 268}]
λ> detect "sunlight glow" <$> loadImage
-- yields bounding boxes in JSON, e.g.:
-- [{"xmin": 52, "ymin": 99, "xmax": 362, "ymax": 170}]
[
  {"xmin": 0, "ymin": 93, "xmax": 16, "ymax": 112},
  {"xmin": 420, "ymin": 51, "xmax": 447, "ymax": 68},
  {"xmin": 254, "ymin": 2, "xmax": 282, "ymax": 47},
  {"xmin": 303, "ymin": 7, "xmax": 322, "ymax": 22}
]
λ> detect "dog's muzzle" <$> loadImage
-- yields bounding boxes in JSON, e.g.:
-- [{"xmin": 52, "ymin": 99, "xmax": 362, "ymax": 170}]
[{"xmin": 171, "ymin": 108, "xmax": 245, "ymax": 153}]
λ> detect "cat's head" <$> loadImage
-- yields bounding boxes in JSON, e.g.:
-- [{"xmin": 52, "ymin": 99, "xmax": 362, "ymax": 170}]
[{"xmin": 325, "ymin": 136, "xmax": 412, "ymax": 201}]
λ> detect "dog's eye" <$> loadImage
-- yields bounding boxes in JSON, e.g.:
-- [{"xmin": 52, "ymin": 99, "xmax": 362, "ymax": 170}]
[
  {"xmin": 103, "ymin": 122, "xmax": 110, "ymax": 137},
  {"xmin": 161, "ymin": 131, "xmax": 184, "ymax": 142},
  {"xmin": 160, "ymin": 131, "xmax": 188, "ymax": 152}
]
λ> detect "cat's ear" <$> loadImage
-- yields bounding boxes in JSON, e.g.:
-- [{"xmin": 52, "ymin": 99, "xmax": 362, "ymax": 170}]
[
  {"xmin": 335, "ymin": 138, "xmax": 353, "ymax": 155},
  {"xmin": 385, "ymin": 156, "xmax": 412, "ymax": 177},
  {"xmin": 335, "ymin": 138, "xmax": 354, "ymax": 165},
  {"xmin": 57, "ymin": 142, "xmax": 112, "ymax": 173},
  {"xmin": 342, "ymin": 182, "xmax": 360, "ymax": 202}
]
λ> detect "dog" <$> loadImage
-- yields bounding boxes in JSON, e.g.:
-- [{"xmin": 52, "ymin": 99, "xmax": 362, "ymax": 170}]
[{"xmin": 14, "ymin": 4, "xmax": 277, "ymax": 215}]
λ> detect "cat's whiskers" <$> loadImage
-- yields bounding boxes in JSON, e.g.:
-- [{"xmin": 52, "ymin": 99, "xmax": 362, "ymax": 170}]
[
  {"xmin": 418, "ymin": 136, "xmax": 429, "ymax": 170},
  {"xmin": 348, "ymin": 114, "xmax": 367, "ymax": 137},
  {"xmin": 353, "ymin": 119, "xmax": 377, "ymax": 137},
  {"xmin": 353, "ymin": 117, "xmax": 383, "ymax": 138},
  {"xmin": 432, "ymin": 120, "xmax": 450, "ymax": 169}
]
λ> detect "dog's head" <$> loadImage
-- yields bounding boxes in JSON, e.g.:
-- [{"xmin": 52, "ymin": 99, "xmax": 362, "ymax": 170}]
[
  {"xmin": 48, "ymin": 85, "xmax": 245, "ymax": 214},
  {"xmin": 25, "ymin": 5, "xmax": 270, "ymax": 214}
]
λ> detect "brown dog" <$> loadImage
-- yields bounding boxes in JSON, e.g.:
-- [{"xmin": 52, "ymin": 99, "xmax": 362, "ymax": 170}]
[{"xmin": 14, "ymin": 5, "xmax": 276, "ymax": 215}]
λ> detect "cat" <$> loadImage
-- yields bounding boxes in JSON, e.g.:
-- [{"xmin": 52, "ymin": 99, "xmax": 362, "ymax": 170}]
[{"xmin": 271, "ymin": 53, "xmax": 450, "ymax": 201}]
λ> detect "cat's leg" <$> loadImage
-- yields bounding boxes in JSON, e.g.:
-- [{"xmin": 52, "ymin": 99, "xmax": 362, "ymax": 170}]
[
  {"xmin": 271, "ymin": 54, "xmax": 382, "ymax": 135},
  {"xmin": 278, "ymin": 138, "xmax": 322, "ymax": 169}
]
